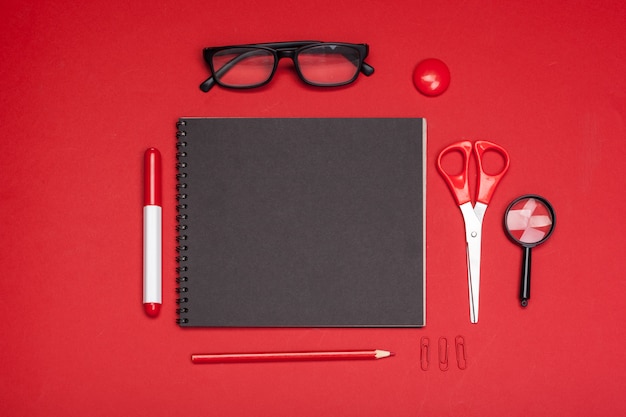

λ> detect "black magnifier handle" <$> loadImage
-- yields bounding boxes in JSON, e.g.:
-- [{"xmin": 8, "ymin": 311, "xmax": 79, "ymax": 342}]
[
  {"xmin": 505, "ymin": 194, "xmax": 556, "ymax": 309},
  {"xmin": 520, "ymin": 246, "xmax": 532, "ymax": 307}
]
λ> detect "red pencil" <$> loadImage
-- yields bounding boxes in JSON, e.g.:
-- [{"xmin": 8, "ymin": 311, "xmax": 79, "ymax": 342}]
[{"xmin": 191, "ymin": 349, "xmax": 394, "ymax": 364}]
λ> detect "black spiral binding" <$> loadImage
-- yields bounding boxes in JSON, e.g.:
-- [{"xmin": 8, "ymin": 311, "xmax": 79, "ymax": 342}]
[{"xmin": 175, "ymin": 120, "xmax": 189, "ymax": 324}]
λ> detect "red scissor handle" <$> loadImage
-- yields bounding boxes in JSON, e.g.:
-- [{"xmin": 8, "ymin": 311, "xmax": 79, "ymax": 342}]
[
  {"xmin": 437, "ymin": 141, "xmax": 473, "ymax": 205},
  {"xmin": 437, "ymin": 140, "xmax": 510, "ymax": 206},
  {"xmin": 474, "ymin": 140, "xmax": 509, "ymax": 204}
]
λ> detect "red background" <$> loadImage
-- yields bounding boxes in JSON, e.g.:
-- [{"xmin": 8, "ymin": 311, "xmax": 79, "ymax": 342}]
[{"xmin": 1, "ymin": 0, "xmax": 625, "ymax": 415}]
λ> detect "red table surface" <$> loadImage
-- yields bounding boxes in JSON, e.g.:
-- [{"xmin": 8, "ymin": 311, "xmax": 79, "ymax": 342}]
[{"xmin": 1, "ymin": 1, "xmax": 625, "ymax": 416}]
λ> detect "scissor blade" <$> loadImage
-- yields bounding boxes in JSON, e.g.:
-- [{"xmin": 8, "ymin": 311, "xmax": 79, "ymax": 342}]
[
  {"xmin": 459, "ymin": 202, "xmax": 483, "ymax": 324},
  {"xmin": 466, "ymin": 240, "xmax": 481, "ymax": 323}
]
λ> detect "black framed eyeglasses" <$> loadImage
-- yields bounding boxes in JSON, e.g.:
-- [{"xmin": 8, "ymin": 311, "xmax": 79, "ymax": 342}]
[{"xmin": 199, "ymin": 41, "xmax": 374, "ymax": 92}]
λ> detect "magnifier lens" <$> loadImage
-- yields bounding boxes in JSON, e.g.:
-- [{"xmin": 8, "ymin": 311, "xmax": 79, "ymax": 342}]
[
  {"xmin": 504, "ymin": 195, "xmax": 555, "ymax": 308},
  {"xmin": 505, "ymin": 197, "xmax": 554, "ymax": 246}
]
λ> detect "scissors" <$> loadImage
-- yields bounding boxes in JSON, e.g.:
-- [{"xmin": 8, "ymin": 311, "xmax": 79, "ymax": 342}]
[{"xmin": 437, "ymin": 140, "xmax": 510, "ymax": 323}]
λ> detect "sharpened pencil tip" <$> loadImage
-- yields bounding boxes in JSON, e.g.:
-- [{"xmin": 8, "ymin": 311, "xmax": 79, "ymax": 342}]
[{"xmin": 374, "ymin": 349, "xmax": 394, "ymax": 359}]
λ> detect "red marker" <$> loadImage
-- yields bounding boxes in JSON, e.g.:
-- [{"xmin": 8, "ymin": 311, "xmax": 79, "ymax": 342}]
[{"xmin": 143, "ymin": 148, "xmax": 162, "ymax": 317}]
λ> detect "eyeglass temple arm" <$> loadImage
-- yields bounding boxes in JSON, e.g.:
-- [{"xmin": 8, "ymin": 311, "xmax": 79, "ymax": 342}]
[
  {"xmin": 200, "ymin": 76, "xmax": 216, "ymax": 92},
  {"xmin": 200, "ymin": 51, "xmax": 262, "ymax": 92},
  {"xmin": 360, "ymin": 62, "xmax": 374, "ymax": 76}
]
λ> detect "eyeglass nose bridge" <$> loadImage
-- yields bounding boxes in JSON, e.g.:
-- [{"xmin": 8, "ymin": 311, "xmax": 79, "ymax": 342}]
[
  {"xmin": 271, "ymin": 49, "xmax": 306, "ymax": 83},
  {"xmin": 275, "ymin": 49, "xmax": 297, "ymax": 60},
  {"xmin": 274, "ymin": 49, "xmax": 301, "ymax": 75}
]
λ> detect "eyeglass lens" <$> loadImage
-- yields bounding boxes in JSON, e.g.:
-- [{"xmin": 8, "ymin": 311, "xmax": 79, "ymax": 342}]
[
  {"xmin": 297, "ymin": 45, "xmax": 361, "ymax": 86},
  {"xmin": 211, "ymin": 45, "xmax": 362, "ymax": 88},
  {"xmin": 212, "ymin": 48, "xmax": 275, "ymax": 88}
]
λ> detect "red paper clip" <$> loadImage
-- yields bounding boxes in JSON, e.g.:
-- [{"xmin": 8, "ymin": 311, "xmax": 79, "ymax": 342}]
[
  {"xmin": 420, "ymin": 337, "xmax": 430, "ymax": 371},
  {"xmin": 438, "ymin": 337, "xmax": 449, "ymax": 371},
  {"xmin": 455, "ymin": 335, "xmax": 467, "ymax": 370}
]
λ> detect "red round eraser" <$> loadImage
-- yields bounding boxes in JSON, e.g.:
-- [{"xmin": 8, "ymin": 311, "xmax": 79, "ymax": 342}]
[{"xmin": 413, "ymin": 58, "xmax": 450, "ymax": 96}]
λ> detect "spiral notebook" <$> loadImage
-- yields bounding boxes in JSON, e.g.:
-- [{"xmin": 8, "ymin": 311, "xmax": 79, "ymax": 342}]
[{"xmin": 176, "ymin": 117, "xmax": 426, "ymax": 327}]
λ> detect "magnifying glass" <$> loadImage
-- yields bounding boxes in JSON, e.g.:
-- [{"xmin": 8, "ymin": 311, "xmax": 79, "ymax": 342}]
[{"xmin": 504, "ymin": 195, "xmax": 555, "ymax": 307}]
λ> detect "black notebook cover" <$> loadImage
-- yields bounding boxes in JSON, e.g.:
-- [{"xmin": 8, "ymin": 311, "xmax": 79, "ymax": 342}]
[{"xmin": 175, "ymin": 118, "xmax": 426, "ymax": 327}]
